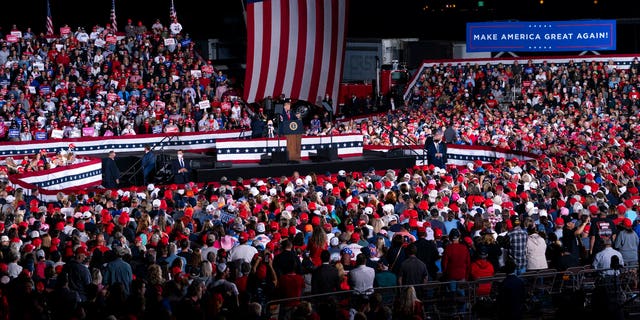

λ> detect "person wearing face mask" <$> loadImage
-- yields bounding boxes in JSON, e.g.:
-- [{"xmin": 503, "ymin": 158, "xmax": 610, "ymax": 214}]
[
  {"xmin": 425, "ymin": 130, "xmax": 448, "ymax": 169},
  {"xmin": 172, "ymin": 149, "xmax": 191, "ymax": 184}
]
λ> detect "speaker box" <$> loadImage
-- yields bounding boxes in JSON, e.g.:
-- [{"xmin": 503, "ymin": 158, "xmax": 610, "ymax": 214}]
[
  {"xmin": 189, "ymin": 159, "xmax": 215, "ymax": 169},
  {"xmin": 311, "ymin": 147, "xmax": 339, "ymax": 162},
  {"xmin": 386, "ymin": 148, "xmax": 405, "ymax": 158},
  {"xmin": 271, "ymin": 150, "xmax": 289, "ymax": 164},
  {"xmin": 215, "ymin": 161, "xmax": 232, "ymax": 168},
  {"xmin": 259, "ymin": 154, "xmax": 272, "ymax": 165}
]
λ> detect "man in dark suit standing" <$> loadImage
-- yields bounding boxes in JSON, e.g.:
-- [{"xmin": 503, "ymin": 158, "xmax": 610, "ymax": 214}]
[
  {"xmin": 278, "ymin": 98, "xmax": 294, "ymax": 135},
  {"xmin": 102, "ymin": 150, "xmax": 120, "ymax": 188},
  {"xmin": 425, "ymin": 130, "xmax": 448, "ymax": 169},
  {"xmin": 172, "ymin": 149, "xmax": 190, "ymax": 184},
  {"xmin": 311, "ymin": 250, "xmax": 341, "ymax": 294}
]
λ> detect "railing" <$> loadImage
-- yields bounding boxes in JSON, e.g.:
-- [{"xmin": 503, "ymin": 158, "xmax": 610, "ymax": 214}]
[{"xmin": 265, "ymin": 266, "xmax": 640, "ymax": 320}]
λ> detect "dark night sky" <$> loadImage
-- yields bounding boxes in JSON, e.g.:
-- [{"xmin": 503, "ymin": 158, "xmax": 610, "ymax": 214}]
[{"xmin": 0, "ymin": 0, "xmax": 633, "ymax": 41}]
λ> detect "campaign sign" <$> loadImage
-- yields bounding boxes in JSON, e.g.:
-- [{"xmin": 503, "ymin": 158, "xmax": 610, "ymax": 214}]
[
  {"xmin": 35, "ymin": 131, "xmax": 47, "ymax": 140},
  {"xmin": 8, "ymin": 129, "xmax": 19, "ymax": 138},
  {"xmin": 466, "ymin": 20, "xmax": 616, "ymax": 52},
  {"xmin": 106, "ymin": 35, "xmax": 117, "ymax": 44}
]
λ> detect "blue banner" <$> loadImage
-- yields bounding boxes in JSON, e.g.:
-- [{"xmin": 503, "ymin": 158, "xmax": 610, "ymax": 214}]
[{"xmin": 466, "ymin": 20, "xmax": 616, "ymax": 52}]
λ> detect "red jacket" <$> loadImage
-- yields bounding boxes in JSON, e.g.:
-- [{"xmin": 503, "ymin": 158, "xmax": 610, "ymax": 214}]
[
  {"xmin": 470, "ymin": 259, "xmax": 495, "ymax": 296},
  {"xmin": 442, "ymin": 242, "xmax": 470, "ymax": 281}
]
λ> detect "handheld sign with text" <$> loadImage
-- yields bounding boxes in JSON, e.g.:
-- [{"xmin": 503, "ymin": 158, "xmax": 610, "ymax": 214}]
[
  {"xmin": 164, "ymin": 38, "xmax": 176, "ymax": 46},
  {"xmin": 8, "ymin": 129, "xmax": 20, "ymax": 139},
  {"xmin": 60, "ymin": 27, "xmax": 71, "ymax": 36},
  {"xmin": 165, "ymin": 126, "xmax": 179, "ymax": 133},
  {"xmin": 198, "ymin": 100, "xmax": 211, "ymax": 109},
  {"xmin": 10, "ymin": 31, "xmax": 22, "ymax": 38},
  {"xmin": 106, "ymin": 35, "xmax": 117, "ymax": 44},
  {"xmin": 6, "ymin": 35, "xmax": 18, "ymax": 43},
  {"xmin": 82, "ymin": 127, "xmax": 95, "ymax": 137},
  {"xmin": 202, "ymin": 65, "xmax": 214, "ymax": 74},
  {"xmin": 51, "ymin": 129, "xmax": 64, "ymax": 139},
  {"xmin": 35, "ymin": 132, "xmax": 47, "ymax": 141}
]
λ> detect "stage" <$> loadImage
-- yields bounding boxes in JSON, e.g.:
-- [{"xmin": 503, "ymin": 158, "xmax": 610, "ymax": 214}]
[{"xmin": 192, "ymin": 151, "xmax": 417, "ymax": 182}]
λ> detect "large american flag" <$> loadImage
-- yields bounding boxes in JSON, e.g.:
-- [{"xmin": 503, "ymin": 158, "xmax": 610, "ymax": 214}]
[
  {"xmin": 243, "ymin": 0, "xmax": 348, "ymax": 110},
  {"xmin": 46, "ymin": 0, "xmax": 54, "ymax": 36},
  {"xmin": 110, "ymin": 0, "xmax": 118, "ymax": 32}
]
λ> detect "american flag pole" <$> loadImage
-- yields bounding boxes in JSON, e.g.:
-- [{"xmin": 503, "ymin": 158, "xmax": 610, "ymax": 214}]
[
  {"xmin": 110, "ymin": 0, "xmax": 118, "ymax": 32},
  {"xmin": 170, "ymin": 0, "xmax": 177, "ymax": 22},
  {"xmin": 239, "ymin": 0, "xmax": 246, "ymax": 26},
  {"xmin": 46, "ymin": 0, "xmax": 54, "ymax": 36}
]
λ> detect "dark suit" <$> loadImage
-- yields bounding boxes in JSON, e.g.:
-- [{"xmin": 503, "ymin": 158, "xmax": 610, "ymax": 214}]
[
  {"xmin": 311, "ymin": 263, "xmax": 341, "ymax": 294},
  {"xmin": 141, "ymin": 150, "xmax": 156, "ymax": 184},
  {"xmin": 172, "ymin": 157, "xmax": 190, "ymax": 184},
  {"xmin": 102, "ymin": 157, "xmax": 120, "ymax": 188},
  {"xmin": 425, "ymin": 137, "xmax": 448, "ymax": 169},
  {"xmin": 278, "ymin": 110, "xmax": 294, "ymax": 135}
]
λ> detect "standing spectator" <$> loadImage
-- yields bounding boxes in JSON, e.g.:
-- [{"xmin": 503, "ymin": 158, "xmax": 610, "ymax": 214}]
[
  {"xmin": 276, "ymin": 262, "xmax": 305, "ymax": 313},
  {"xmin": 470, "ymin": 247, "xmax": 495, "ymax": 297},
  {"xmin": 414, "ymin": 226, "xmax": 440, "ymax": 280},
  {"xmin": 497, "ymin": 259, "xmax": 526, "ymax": 320},
  {"xmin": 307, "ymin": 225, "xmax": 328, "ymax": 267},
  {"xmin": 229, "ymin": 232, "xmax": 258, "ymax": 264},
  {"xmin": 103, "ymin": 246, "xmax": 133, "ymax": 296},
  {"xmin": 590, "ymin": 208, "xmax": 617, "ymax": 257},
  {"xmin": 311, "ymin": 250, "xmax": 341, "ymax": 294},
  {"xmin": 560, "ymin": 217, "xmax": 587, "ymax": 270},
  {"xmin": 441, "ymin": 229, "xmax": 470, "ymax": 288},
  {"xmin": 392, "ymin": 286, "xmax": 424, "ymax": 320},
  {"xmin": 141, "ymin": 145, "xmax": 155, "ymax": 185},
  {"xmin": 507, "ymin": 215, "xmax": 528, "ymax": 275},
  {"xmin": 60, "ymin": 246, "xmax": 92, "ymax": 303},
  {"xmin": 349, "ymin": 253, "xmax": 375, "ymax": 295},
  {"xmin": 272, "ymin": 239, "xmax": 301, "ymax": 277},
  {"xmin": 398, "ymin": 243, "xmax": 429, "ymax": 286},
  {"xmin": 613, "ymin": 218, "xmax": 639, "ymax": 267},
  {"xmin": 526, "ymin": 228, "xmax": 548, "ymax": 271}
]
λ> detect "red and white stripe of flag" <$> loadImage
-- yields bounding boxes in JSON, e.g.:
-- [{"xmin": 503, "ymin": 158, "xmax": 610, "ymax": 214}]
[
  {"xmin": 243, "ymin": 0, "xmax": 348, "ymax": 110},
  {"xmin": 46, "ymin": 1, "xmax": 54, "ymax": 36},
  {"xmin": 170, "ymin": 0, "xmax": 177, "ymax": 22},
  {"xmin": 110, "ymin": 0, "xmax": 118, "ymax": 32}
]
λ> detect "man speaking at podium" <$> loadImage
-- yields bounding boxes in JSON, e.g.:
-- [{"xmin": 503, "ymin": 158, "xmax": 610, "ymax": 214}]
[
  {"xmin": 278, "ymin": 98, "xmax": 298, "ymax": 133},
  {"xmin": 278, "ymin": 98, "xmax": 303, "ymax": 162}
]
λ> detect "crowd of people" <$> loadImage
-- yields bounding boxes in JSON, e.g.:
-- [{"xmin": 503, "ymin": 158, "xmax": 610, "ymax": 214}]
[
  {"xmin": 0, "ymin": 18, "xmax": 248, "ymax": 142},
  {"xmin": 1, "ymin": 14, "xmax": 640, "ymax": 320}
]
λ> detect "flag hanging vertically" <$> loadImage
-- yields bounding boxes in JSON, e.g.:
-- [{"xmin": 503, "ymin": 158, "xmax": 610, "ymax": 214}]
[
  {"xmin": 243, "ymin": 0, "xmax": 349, "ymax": 110},
  {"xmin": 170, "ymin": 0, "xmax": 177, "ymax": 22},
  {"xmin": 46, "ymin": 0, "xmax": 54, "ymax": 36},
  {"xmin": 110, "ymin": 0, "xmax": 118, "ymax": 32}
]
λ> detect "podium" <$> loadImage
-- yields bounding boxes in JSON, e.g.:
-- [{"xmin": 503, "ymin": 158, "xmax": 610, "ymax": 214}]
[{"xmin": 282, "ymin": 120, "xmax": 303, "ymax": 162}]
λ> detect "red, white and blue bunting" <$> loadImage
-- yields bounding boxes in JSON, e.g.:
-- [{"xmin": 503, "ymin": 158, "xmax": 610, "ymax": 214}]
[
  {"xmin": 216, "ymin": 134, "xmax": 364, "ymax": 163},
  {"xmin": 8, "ymin": 156, "xmax": 102, "ymax": 199},
  {"xmin": 364, "ymin": 144, "xmax": 539, "ymax": 167},
  {"xmin": 0, "ymin": 130, "xmax": 250, "ymax": 158}
]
